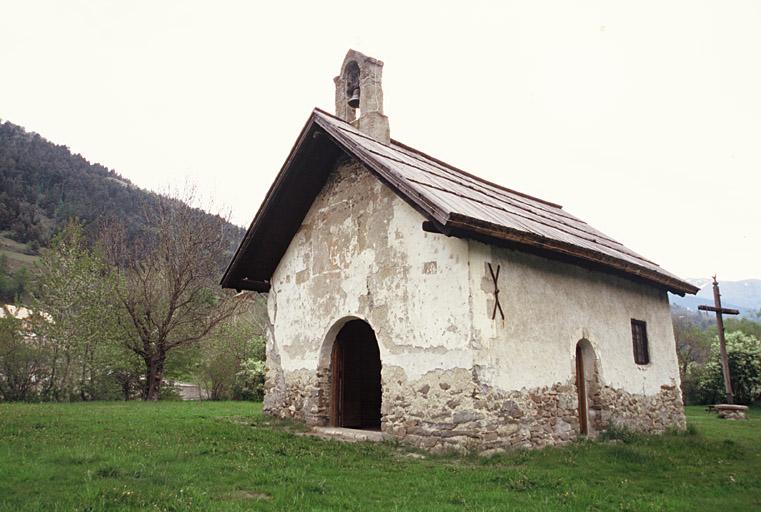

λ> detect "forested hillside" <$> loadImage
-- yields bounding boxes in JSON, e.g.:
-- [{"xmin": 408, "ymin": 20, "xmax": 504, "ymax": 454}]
[{"xmin": 0, "ymin": 119, "xmax": 245, "ymax": 301}]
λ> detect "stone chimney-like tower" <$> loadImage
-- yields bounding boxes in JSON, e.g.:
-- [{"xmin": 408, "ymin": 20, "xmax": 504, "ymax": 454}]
[{"xmin": 334, "ymin": 49, "xmax": 390, "ymax": 144}]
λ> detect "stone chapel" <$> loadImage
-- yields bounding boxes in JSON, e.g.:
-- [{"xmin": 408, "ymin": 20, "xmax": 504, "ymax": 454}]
[{"xmin": 221, "ymin": 50, "xmax": 698, "ymax": 451}]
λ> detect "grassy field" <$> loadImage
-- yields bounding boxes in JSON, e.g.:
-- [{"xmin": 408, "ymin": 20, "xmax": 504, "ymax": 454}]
[{"xmin": 0, "ymin": 402, "xmax": 758, "ymax": 511}]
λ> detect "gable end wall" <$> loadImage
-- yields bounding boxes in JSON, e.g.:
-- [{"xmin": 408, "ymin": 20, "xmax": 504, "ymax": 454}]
[{"xmin": 264, "ymin": 158, "xmax": 473, "ymax": 427}]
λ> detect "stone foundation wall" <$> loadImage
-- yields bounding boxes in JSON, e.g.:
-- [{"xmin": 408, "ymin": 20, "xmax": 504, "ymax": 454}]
[
  {"xmin": 263, "ymin": 368, "xmax": 318, "ymax": 423},
  {"xmin": 380, "ymin": 366, "xmax": 579, "ymax": 453},
  {"xmin": 263, "ymin": 365, "xmax": 686, "ymax": 452},
  {"xmin": 594, "ymin": 383, "xmax": 686, "ymax": 433}
]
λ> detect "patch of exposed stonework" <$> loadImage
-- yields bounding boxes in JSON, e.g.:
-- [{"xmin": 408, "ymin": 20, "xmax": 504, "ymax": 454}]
[
  {"xmin": 262, "ymin": 296, "xmax": 286, "ymax": 418},
  {"xmin": 714, "ymin": 404, "xmax": 748, "ymax": 420},
  {"xmin": 264, "ymin": 365, "xmax": 685, "ymax": 453},
  {"xmin": 381, "ymin": 366, "xmax": 579, "ymax": 453},
  {"xmin": 262, "ymin": 365, "xmax": 287, "ymax": 417},
  {"xmin": 264, "ymin": 366, "xmax": 334, "ymax": 427},
  {"xmin": 595, "ymin": 382, "xmax": 686, "ymax": 433},
  {"xmin": 263, "ymin": 369, "xmax": 315, "ymax": 423}
]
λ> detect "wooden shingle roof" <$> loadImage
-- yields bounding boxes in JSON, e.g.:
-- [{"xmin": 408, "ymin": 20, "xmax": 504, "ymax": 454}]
[{"xmin": 221, "ymin": 109, "xmax": 698, "ymax": 296}]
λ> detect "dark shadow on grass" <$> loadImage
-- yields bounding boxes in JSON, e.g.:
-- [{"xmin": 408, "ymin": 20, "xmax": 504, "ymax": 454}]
[{"xmin": 95, "ymin": 465, "xmax": 122, "ymax": 479}]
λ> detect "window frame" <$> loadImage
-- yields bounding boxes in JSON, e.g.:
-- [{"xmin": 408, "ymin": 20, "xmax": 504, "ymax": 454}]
[{"xmin": 630, "ymin": 319, "xmax": 650, "ymax": 365}]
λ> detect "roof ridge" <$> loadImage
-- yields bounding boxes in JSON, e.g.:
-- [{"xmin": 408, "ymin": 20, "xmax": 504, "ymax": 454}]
[
  {"xmin": 355, "ymin": 141, "xmax": 578, "ymax": 222},
  {"xmin": 313, "ymin": 107, "xmax": 562, "ymax": 210},
  {"xmin": 389, "ymin": 138, "xmax": 563, "ymax": 210},
  {"xmin": 350, "ymin": 139, "xmax": 635, "ymax": 252}
]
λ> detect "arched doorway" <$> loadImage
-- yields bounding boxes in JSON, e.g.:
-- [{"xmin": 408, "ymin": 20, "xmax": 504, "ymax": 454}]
[
  {"xmin": 575, "ymin": 339, "xmax": 598, "ymax": 436},
  {"xmin": 330, "ymin": 320, "xmax": 382, "ymax": 429}
]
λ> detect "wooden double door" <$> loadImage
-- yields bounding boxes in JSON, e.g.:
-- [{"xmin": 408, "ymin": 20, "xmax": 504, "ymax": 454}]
[{"xmin": 330, "ymin": 320, "xmax": 382, "ymax": 429}]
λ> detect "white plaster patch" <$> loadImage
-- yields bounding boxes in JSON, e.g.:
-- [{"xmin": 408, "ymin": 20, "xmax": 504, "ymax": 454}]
[{"xmin": 468, "ymin": 242, "xmax": 680, "ymax": 395}]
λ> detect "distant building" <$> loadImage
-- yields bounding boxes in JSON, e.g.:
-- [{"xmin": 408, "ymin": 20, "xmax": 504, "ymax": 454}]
[
  {"xmin": 222, "ymin": 50, "xmax": 698, "ymax": 451},
  {"xmin": 1, "ymin": 304, "xmax": 52, "ymax": 332},
  {"xmin": 173, "ymin": 382, "xmax": 207, "ymax": 401},
  {"xmin": 0, "ymin": 304, "xmax": 35, "ymax": 320}
]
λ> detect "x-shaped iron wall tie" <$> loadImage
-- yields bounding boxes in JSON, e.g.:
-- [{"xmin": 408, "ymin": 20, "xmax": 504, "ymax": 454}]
[{"xmin": 487, "ymin": 263, "xmax": 505, "ymax": 321}]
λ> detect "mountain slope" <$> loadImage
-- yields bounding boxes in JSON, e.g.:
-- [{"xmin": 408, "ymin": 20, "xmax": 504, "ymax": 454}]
[
  {"xmin": 670, "ymin": 278, "xmax": 761, "ymax": 318},
  {"xmin": 0, "ymin": 119, "xmax": 245, "ymax": 300}
]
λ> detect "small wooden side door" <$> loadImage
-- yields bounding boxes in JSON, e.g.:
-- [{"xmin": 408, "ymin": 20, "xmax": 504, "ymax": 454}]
[{"xmin": 576, "ymin": 344, "xmax": 588, "ymax": 435}]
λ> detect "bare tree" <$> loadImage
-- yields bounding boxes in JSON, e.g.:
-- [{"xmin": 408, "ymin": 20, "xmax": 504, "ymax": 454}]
[{"xmin": 102, "ymin": 189, "xmax": 242, "ymax": 400}]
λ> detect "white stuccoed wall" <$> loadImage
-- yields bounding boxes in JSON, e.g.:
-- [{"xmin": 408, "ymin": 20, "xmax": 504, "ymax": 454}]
[
  {"xmin": 268, "ymin": 157, "xmax": 681, "ymax": 399},
  {"xmin": 269, "ymin": 159, "xmax": 473, "ymax": 382},
  {"xmin": 468, "ymin": 242, "xmax": 681, "ymax": 396}
]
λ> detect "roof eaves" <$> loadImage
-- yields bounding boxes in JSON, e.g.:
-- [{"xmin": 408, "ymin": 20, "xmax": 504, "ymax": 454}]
[
  {"xmin": 224, "ymin": 107, "xmax": 697, "ymax": 298},
  {"xmin": 220, "ymin": 112, "xmax": 320, "ymax": 289},
  {"xmin": 444, "ymin": 213, "xmax": 699, "ymax": 295}
]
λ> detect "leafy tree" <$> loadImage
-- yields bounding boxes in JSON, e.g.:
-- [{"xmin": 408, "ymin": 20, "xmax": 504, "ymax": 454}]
[
  {"xmin": 690, "ymin": 331, "xmax": 761, "ymax": 405},
  {"xmin": 0, "ymin": 307, "xmax": 50, "ymax": 401},
  {"xmin": 725, "ymin": 317, "xmax": 761, "ymax": 340},
  {"xmin": 32, "ymin": 221, "xmax": 134, "ymax": 401},
  {"xmin": 673, "ymin": 314, "xmax": 712, "ymax": 378},
  {"xmin": 194, "ymin": 306, "xmax": 265, "ymax": 400},
  {"xmin": 233, "ymin": 358, "xmax": 267, "ymax": 402}
]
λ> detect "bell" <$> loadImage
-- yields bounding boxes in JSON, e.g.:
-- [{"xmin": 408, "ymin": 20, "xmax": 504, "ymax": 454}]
[{"xmin": 348, "ymin": 88, "xmax": 360, "ymax": 108}]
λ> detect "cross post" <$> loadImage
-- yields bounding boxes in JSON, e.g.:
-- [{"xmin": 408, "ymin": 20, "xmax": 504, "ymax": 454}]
[{"xmin": 697, "ymin": 276, "xmax": 739, "ymax": 404}]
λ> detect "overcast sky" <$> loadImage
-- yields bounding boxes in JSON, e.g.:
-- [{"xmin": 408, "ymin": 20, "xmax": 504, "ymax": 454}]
[{"xmin": 1, "ymin": 1, "xmax": 759, "ymax": 280}]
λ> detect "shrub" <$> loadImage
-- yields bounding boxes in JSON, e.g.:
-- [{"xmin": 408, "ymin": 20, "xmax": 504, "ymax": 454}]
[
  {"xmin": 691, "ymin": 331, "xmax": 761, "ymax": 405},
  {"xmin": 233, "ymin": 359, "xmax": 266, "ymax": 401},
  {"xmin": 681, "ymin": 362, "xmax": 704, "ymax": 405}
]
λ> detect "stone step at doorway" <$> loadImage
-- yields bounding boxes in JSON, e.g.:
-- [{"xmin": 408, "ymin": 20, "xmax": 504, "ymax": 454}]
[{"xmin": 305, "ymin": 426, "xmax": 389, "ymax": 443}]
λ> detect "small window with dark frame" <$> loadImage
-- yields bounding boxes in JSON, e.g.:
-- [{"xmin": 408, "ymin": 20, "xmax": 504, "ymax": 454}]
[{"xmin": 631, "ymin": 319, "xmax": 650, "ymax": 365}]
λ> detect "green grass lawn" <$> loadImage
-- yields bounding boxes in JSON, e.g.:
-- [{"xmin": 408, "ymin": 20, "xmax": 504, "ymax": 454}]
[{"xmin": 0, "ymin": 402, "xmax": 758, "ymax": 511}]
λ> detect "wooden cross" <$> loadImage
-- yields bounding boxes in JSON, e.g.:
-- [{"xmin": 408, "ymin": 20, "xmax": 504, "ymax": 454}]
[
  {"xmin": 487, "ymin": 263, "xmax": 505, "ymax": 321},
  {"xmin": 697, "ymin": 276, "xmax": 739, "ymax": 404}
]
